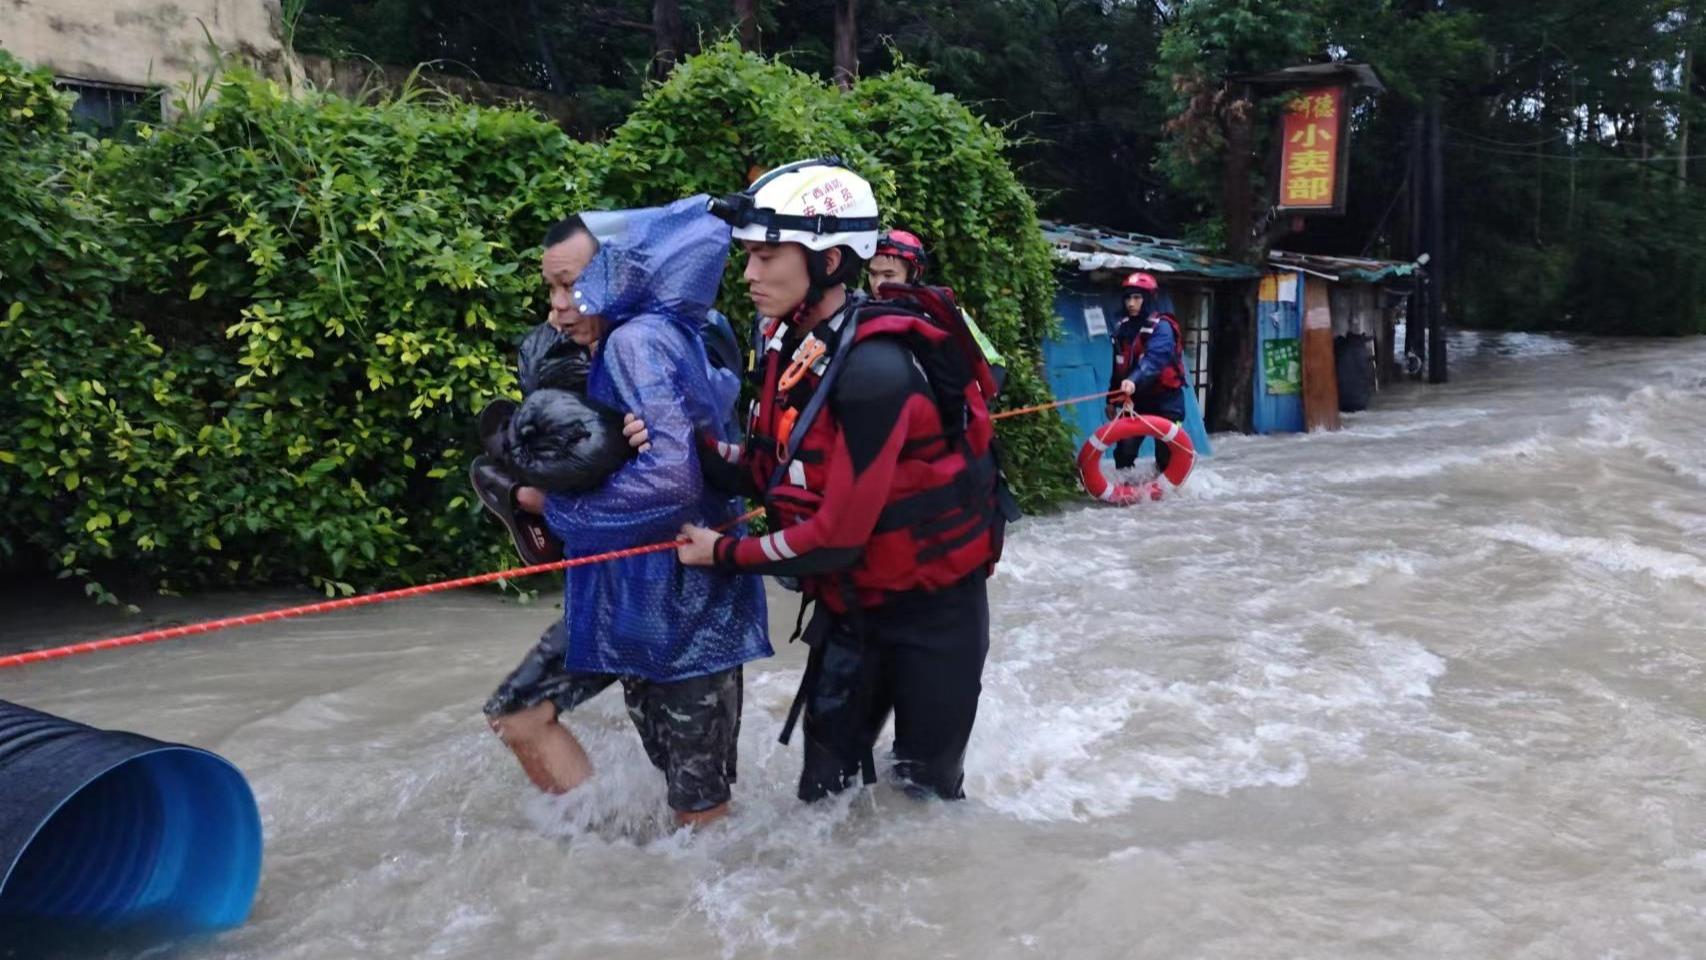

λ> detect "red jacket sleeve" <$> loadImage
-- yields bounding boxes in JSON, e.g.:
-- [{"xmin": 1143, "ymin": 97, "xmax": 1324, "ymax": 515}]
[{"xmin": 713, "ymin": 338, "xmax": 923, "ymax": 576}]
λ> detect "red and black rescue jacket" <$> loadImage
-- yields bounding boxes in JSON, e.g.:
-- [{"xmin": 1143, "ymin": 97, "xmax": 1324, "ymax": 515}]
[
  {"xmin": 1111, "ymin": 312, "xmax": 1187, "ymax": 393},
  {"xmin": 706, "ymin": 288, "xmax": 1008, "ymax": 612}
]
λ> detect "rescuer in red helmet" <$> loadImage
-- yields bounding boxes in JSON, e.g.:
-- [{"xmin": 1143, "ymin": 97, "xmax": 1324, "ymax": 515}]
[{"xmin": 1107, "ymin": 271, "xmax": 1188, "ymax": 474}]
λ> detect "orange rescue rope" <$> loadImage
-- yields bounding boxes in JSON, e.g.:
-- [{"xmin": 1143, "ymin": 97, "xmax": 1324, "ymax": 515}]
[{"xmin": 2, "ymin": 387, "xmax": 1123, "ymax": 670}]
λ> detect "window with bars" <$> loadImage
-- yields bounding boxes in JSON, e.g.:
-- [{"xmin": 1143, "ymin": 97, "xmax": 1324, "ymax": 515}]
[{"xmin": 54, "ymin": 79, "xmax": 160, "ymax": 135}]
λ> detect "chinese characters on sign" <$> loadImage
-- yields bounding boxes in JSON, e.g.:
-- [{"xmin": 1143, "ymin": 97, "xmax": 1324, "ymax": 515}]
[
  {"xmin": 1277, "ymin": 86, "xmax": 1346, "ymax": 212},
  {"xmin": 1264, "ymin": 338, "xmax": 1302, "ymax": 395}
]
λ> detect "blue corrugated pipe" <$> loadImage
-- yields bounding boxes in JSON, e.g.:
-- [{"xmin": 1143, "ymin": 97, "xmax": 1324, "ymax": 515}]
[{"xmin": 0, "ymin": 699, "xmax": 261, "ymax": 949}]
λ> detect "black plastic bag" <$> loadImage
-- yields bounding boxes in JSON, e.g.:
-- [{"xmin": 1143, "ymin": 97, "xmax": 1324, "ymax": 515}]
[
  {"xmin": 506, "ymin": 389, "xmax": 633, "ymax": 493},
  {"xmin": 518, "ymin": 323, "xmax": 592, "ymax": 396}
]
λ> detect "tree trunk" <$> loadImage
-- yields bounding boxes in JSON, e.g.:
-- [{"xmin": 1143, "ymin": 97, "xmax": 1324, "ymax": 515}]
[
  {"xmin": 1681, "ymin": 41, "xmax": 1693, "ymax": 192},
  {"xmin": 1212, "ymin": 85, "xmax": 1256, "ymax": 432},
  {"xmin": 1426, "ymin": 97, "xmax": 1448, "ymax": 385},
  {"xmin": 1535, "ymin": 31, "xmax": 1546, "ymax": 243},
  {"xmin": 833, "ymin": 0, "xmax": 858, "ymax": 90},
  {"xmin": 1693, "ymin": 26, "xmax": 1706, "ymax": 188},
  {"xmin": 652, "ymin": 0, "xmax": 683, "ymax": 81},
  {"xmin": 525, "ymin": 0, "xmax": 566, "ymax": 94},
  {"xmin": 1221, "ymin": 90, "xmax": 1254, "ymax": 261},
  {"xmin": 735, "ymin": 0, "xmax": 759, "ymax": 51}
]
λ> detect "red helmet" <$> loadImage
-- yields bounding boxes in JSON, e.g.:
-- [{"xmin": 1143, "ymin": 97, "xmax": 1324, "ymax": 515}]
[
  {"xmin": 1123, "ymin": 271, "xmax": 1159, "ymax": 292},
  {"xmin": 875, "ymin": 229, "xmax": 929, "ymax": 281}
]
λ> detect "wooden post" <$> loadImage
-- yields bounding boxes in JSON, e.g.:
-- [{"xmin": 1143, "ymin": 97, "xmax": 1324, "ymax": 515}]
[{"xmin": 1301, "ymin": 277, "xmax": 1341, "ymax": 431}]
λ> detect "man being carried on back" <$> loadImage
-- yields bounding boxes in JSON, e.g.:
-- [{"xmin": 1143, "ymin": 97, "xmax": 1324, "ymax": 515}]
[
  {"xmin": 475, "ymin": 206, "xmax": 769, "ymax": 828},
  {"xmin": 471, "ymin": 223, "xmax": 745, "ymax": 569}
]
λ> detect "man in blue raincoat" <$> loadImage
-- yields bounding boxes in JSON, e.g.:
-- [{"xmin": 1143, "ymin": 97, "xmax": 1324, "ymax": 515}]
[{"xmin": 483, "ymin": 198, "xmax": 770, "ymax": 827}]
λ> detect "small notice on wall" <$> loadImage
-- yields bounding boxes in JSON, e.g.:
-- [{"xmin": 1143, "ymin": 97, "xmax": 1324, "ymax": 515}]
[
  {"xmin": 1259, "ymin": 273, "xmax": 1300, "ymax": 304},
  {"xmin": 1304, "ymin": 291, "xmax": 1332, "ymax": 330},
  {"xmin": 1264, "ymin": 338, "xmax": 1302, "ymax": 394},
  {"xmin": 1083, "ymin": 306, "xmax": 1108, "ymax": 338}
]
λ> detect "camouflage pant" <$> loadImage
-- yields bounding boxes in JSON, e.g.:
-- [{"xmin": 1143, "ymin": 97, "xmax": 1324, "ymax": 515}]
[{"xmin": 485, "ymin": 620, "xmax": 743, "ymax": 813}]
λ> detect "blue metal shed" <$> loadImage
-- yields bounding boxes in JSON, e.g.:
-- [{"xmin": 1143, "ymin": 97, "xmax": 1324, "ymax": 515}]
[
  {"xmin": 1038, "ymin": 222, "xmax": 1260, "ymax": 458},
  {"xmin": 1252, "ymin": 271, "xmax": 1307, "ymax": 434}
]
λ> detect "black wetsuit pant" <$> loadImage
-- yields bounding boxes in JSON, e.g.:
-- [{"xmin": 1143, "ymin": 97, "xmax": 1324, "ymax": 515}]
[
  {"xmin": 796, "ymin": 573, "xmax": 990, "ymax": 802},
  {"xmin": 1113, "ymin": 387, "xmax": 1185, "ymax": 472},
  {"xmin": 1113, "ymin": 435, "xmax": 1173, "ymax": 474}
]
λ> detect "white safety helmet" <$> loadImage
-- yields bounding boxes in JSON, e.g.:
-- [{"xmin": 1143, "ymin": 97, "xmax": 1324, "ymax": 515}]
[{"xmin": 709, "ymin": 157, "xmax": 880, "ymax": 259}]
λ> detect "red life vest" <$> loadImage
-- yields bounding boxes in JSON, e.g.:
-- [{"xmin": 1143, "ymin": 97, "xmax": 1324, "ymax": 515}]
[
  {"xmin": 1117, "ymin": 313, "xmax": 1188, "ymax": 392},
  {"xmin": 743, "ymin": 286, "xmax": 1009, "ymax": 610}
]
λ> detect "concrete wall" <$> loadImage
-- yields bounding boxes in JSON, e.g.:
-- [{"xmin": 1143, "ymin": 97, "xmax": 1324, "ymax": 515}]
[
  {"xmin": 298, "ymin": 55, "xmax": 575, "ymax": 130},
  {"xmin": 0, "ymin": 0, "xmax": 289, "ymax": 97}
]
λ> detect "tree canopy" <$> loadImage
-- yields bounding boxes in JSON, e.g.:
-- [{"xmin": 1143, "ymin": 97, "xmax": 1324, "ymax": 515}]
[{"xmin": 297, "ymin": 0, "xmax": 1706, "ymax": 334}]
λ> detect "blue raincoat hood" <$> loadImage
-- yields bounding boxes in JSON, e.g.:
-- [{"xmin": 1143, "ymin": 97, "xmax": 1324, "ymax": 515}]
[
  {"xmin": 573, "ymin": 194, "xmax": 730, "ymax": 434},
  {"xmin": 545, "ymin": 195, "xmax": 770, "ymax": 682},
  {"xmin": 573, "ymin": 195, "xmax": 727, "ymax": 330}
]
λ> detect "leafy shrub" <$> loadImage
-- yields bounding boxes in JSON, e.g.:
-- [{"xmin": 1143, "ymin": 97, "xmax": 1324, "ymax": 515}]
[
  {"xmin": 0, "ymin": 53, "xmax": 203, "ymax": 601},
  {"xmin": 590, "ymin": 43, "xmax": 1076, "ymax": 508},
  {"xmin": 0, "ymin": 43, "xmax": 1072, "ymax": 601}
]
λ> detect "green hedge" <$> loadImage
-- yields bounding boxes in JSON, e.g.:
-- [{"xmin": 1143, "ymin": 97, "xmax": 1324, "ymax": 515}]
[
  {"xmin": 845, "ymin": 67, "xmax": 1075, "ymax": 505},
  {"xmin": 0, "ymin": 44, "xmax": 1073, "ymax": 601},
  {"xmin": 0, "ymin": 55, "xmax": 204, "ymax": 601}
]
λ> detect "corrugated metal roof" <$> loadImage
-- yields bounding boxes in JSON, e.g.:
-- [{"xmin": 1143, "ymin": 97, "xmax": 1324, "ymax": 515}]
[
  {"xmin": 1041, "ymin": 222, "xmax": 1415, "ymax": 285},
  {"xmin": 1267, "ymin": 250, "xmax": 1417, "ymax": 284},
  {"xmin": 1040, "ymin": 221, "xmax": 1261, "ymax": 281}
]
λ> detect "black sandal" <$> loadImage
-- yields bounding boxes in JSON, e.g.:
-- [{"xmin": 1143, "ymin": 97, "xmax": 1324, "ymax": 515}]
[{"xmin": 469, "ymin": 454, "xmax": 562, "ymax": 566}]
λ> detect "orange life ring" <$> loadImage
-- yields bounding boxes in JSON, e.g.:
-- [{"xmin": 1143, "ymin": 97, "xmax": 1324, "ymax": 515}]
[{"xmin": 1077, "ymin": 414, "xmax": 1196, "ymax": 504}]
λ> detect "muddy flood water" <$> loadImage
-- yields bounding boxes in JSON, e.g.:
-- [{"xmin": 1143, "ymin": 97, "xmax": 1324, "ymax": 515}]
[{"xmin": 5, "ymin": 331, "xmax": 1706, "ymax": 959}]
